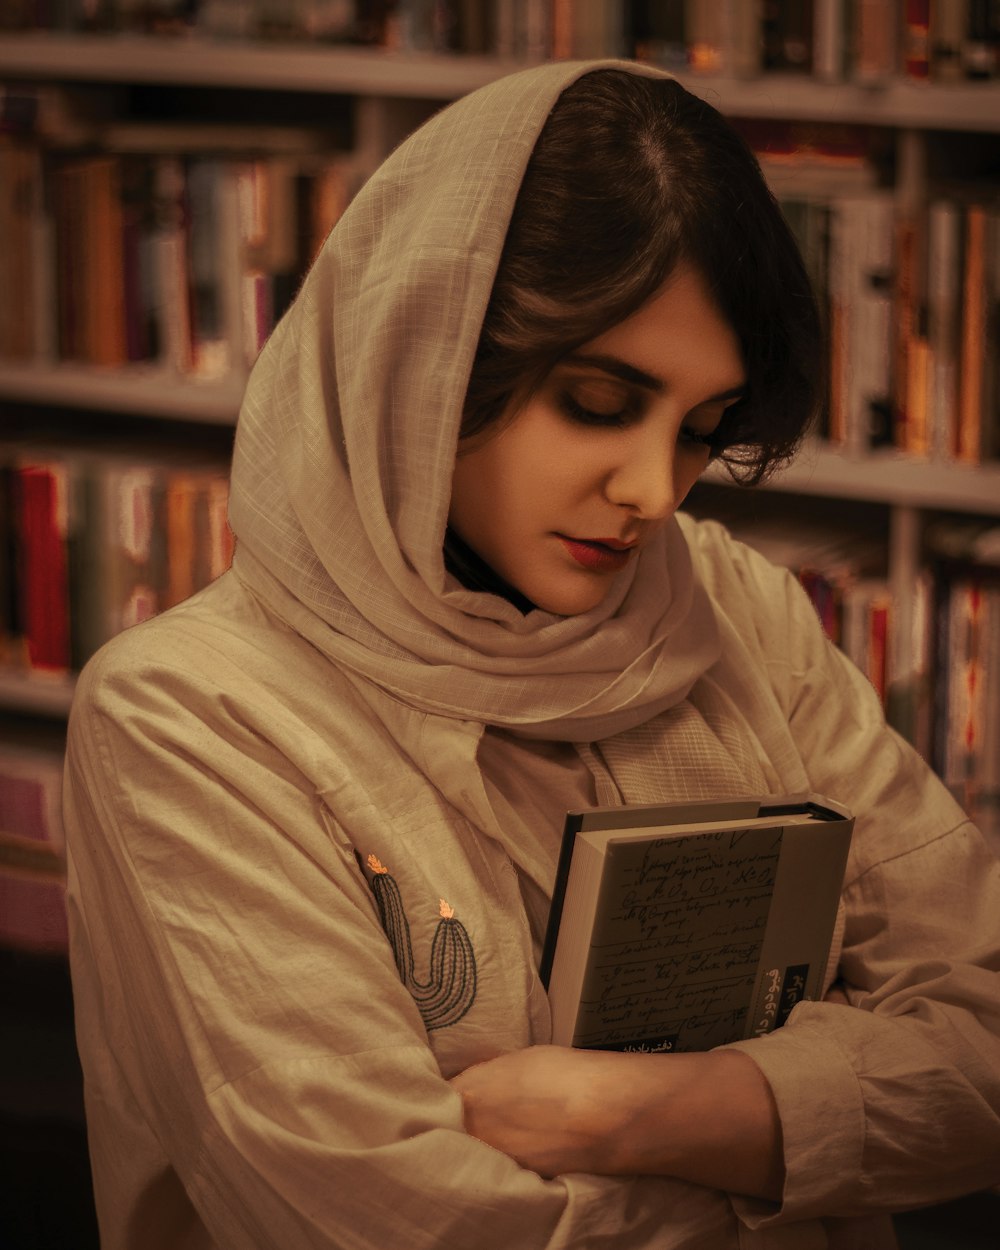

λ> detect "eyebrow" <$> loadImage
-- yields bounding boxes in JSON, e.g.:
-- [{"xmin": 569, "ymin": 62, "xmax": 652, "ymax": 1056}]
[{"xmin": 563, "ymin": 352, "xmax": 747, "ymax": 403}]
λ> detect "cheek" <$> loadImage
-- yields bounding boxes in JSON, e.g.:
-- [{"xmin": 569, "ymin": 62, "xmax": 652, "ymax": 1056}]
[{"xmin": 531, "ymin": 438, "xmax": 606, "ymax": 497}]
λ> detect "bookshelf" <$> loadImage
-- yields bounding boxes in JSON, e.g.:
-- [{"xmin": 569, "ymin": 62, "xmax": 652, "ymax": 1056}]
[
  {"xmin": 0, "ymin": 360, "xmax": 247, "ymax": 422},
  {"xmin": 1, "ymin": 16, "xmax": 999, "ymax": 886},
  {"xmin": 1, "ymin": 33, "xmax": 999, "ymax": 130}
]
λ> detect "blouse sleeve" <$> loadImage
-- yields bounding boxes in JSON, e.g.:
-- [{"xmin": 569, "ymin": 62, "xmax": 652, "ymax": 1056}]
[
  {"xmin": 64, "ymin": 634, "xmax": 731, "ymax": 1250},
  {"xmin": 716, "ymin": 537, "xmax": 1000, "ymax": 1229}
]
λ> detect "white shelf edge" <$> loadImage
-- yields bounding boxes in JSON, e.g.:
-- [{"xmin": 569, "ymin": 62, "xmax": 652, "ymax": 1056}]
[
  {"xmin": 681, "ymin": 73, "xmax": 1000, "ymax": 132},
  {"xmin": 0, "ymin": 33, "xmax": 999, "ymax": 128},
  {"xmin": 0, "ymin": 362, "xmax": 243, "ymax": 424},
  {"xmin": 0, "ymin": 32, "xmax": 523, "ymax": 99},
  {"xmin": 708, "ymin": 443, "xmax": 1000, "ymax": 516},
  {"xmin": 0, "ymin": 671, "xmax": 76, "ymax": 717}
]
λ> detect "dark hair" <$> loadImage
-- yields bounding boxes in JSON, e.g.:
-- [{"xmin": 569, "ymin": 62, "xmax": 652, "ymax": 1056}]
[{"xmin": 461, "ymin": 69, "xmax": 824, "ymax": 485}]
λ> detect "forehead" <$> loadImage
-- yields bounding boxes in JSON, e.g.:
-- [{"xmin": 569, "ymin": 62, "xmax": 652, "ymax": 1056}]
[{"xmin": 581, "ymin": 263, "xmax": 745, "ymax": 391}]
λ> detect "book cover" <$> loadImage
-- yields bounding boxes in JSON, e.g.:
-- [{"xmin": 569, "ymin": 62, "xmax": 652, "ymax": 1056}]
[{"xmin": 541, "ymin": 793, "xmax": 854, "ymax": 1053}]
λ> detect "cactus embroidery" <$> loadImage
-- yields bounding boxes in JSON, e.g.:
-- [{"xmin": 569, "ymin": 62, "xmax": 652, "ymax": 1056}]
[{"xmin": 366, "ymin": 854, "xmax": 478, "ymax": 1031}]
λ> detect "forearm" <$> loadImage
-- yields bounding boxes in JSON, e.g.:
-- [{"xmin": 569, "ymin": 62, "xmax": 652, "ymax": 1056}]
[
  {"xmin": 603, "ymin": 1049, "xmax": 784, "ymax": 1199},
  {"xmin": 452, "ymin": 1045, "xmax": 784, "ymax": 1200}
]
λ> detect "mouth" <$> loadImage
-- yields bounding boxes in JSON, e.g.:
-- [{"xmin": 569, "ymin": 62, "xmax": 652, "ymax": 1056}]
[{"xmin": 557, "ymin": 535, "xmax": 637, "ymax": 572}]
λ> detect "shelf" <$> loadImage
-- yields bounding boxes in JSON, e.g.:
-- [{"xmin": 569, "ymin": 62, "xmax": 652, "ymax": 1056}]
[
  {"xmin": 682, "ymin": 73, "xmax": 1000, "ymax": 132},
  {"xmin": 0, "ymin": 363, "xmax": 244, "ymax": 424},
  {"xmin": 0, "ymin": 671, "xmax": 75, "ymax": 717},
  {"xmin": 710, "ymin": 444, "xmax": 1000, "ymax": 515},
  {"xmin": 0, "ymin": 32, "xmax": 521, "ymax": 99},
  {"xmin": 1, "ymin": 33, "xmax": 999, "ymax": 129}
]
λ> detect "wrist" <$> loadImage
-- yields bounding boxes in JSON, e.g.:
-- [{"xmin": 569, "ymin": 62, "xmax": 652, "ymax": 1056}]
[{"xmin": 596, "ymin": 1048, "xmax": 785, "ymax": 1200}]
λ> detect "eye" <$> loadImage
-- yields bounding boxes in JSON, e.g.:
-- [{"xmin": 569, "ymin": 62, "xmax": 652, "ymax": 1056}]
[
  {"xmin": 680, "ymin": 397, "xmax": 745, "ymax": 459},
  {"xmin": 556, "ymin": 380, "xmax": 640, "ymax": 429}
]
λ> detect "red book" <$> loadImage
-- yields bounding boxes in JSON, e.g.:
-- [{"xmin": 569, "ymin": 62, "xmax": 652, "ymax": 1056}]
[
  {"xmin": 903, "ymin": 0, "xmax": 931, "ymax": 79},
  {"xmin": 16, "ymin": 462, "xmax": 71, "ymax": 672}
]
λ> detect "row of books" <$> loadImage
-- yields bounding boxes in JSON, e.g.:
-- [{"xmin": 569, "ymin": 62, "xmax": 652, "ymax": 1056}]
[
  {"xmin": 0, "ymin": 442, "xmax": 233, "ymax": 677},
  {"xmin": 2, "ymin": 127, "xmax": 996, "ymax": 468},
  {"xmin": 5, "ymin": 1, "xmax": 1000, "ymax": 83},
  {"xmin": 709, "ymin": 508, "xmax": 1000, "ymax": 852},
  {"xmin": 0, "ymin": 135, "xmax": 358, "ymax": 376},
  {"xmin": 789, "ymin": 188, "xmax": 1000, "ymax": 465}
]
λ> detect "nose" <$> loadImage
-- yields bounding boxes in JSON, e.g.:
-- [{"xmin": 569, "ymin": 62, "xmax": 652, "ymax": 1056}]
[{"xmin": 604, "ymin": 425, "xmax": 679, "ymax": 521}]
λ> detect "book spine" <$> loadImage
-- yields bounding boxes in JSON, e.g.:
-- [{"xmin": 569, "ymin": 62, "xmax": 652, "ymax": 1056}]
[
  {"xmin": 152, "ymin": 155, "xmax": 194, "ymax": 375},
  {"xmin": 814, "ymin": 0, "xmax": 849, "ymax": 81},
  {"xmin": 926, "ymin": 198, "xmax": 962, "ymax": 461},
  {"xmin": 903, "ymin": 0, "xmax": 932, "ymax": 78},
  {"xmin": 852, "ymin": 0, "xmax": 898, "ymax": 84},
  {"xmin": 957, "ymin": 202, "xmax": 987, "ymax": 463},
  {"xmin": 930, "ymin": 0, "xmax": 969, "ymax": 80},
  {"xmin": 14, "ymin": 462, "xmax": 71, "ymax": 673},
  {"xmin": 977, "ymin": 585, "xmax": 1000, "ymax": 854}
]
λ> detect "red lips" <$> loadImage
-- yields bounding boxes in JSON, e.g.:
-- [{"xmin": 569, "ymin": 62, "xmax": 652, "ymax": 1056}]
[{"xmin": 558, "ymin": 536, "xmax": 636, "ymax": 572}]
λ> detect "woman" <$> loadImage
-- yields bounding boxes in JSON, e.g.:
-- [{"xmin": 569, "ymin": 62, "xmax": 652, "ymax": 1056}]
[{"xmin": 64, "ymin": 60, "xmax": 1000, "ymax": 1249}]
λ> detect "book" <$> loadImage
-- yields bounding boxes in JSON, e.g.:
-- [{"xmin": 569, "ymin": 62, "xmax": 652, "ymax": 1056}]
[
  {"xmin": 957, "ymin": 201, "xmax": 989, "ymax": 463},
  {"xmin": 541, "ymin": 793, "xmax": 854, "ymax": 1053},
  {"xmin": 0, "ymin": 438, "xmax": 233, "ymax": 681},
  {"xmin": 13, "ymin": 458, "xmax": 72, "ymax": 674},
  {"xmin": 0, "ymin": 736, "xmax": 68, "ymax": 953},
  {"xmin": 926, "ymin": 198, "xmax": 962, "ymax": 461},
  {"xmin": 827, "ymin": 192, "xmax": 894, "ymax": 455}
]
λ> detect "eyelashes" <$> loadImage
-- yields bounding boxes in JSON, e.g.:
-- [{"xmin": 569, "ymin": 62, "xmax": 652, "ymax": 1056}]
[
  {"xmin": 556, "ymin": 388, "xmax": 740, "ymax": 459},
  {"xmin": 557, "ymin": 392, "xmax": 636, "ymax": 428}
]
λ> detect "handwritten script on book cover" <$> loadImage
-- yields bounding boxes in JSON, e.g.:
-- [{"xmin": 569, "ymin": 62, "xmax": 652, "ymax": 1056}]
[{"xmin": 579, "ymin": 825, "xmax": 782, "ymax": 1051}]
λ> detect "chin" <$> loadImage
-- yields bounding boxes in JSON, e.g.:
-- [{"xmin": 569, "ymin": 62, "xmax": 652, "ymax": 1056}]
[{"xmin": 526, "ymin": 582, "xmax": 611, "ymax": 617}]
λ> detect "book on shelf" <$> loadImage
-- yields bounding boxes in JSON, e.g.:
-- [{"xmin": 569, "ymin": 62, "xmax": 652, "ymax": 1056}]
[
  {"xmin": 902, "ymin": 0, "xmax": 931, "ymax": 80},
  {"xmin": 682, "ymin": 497, "xmax": 940, "ymax": 759},
  {"xmin": 0, "ymin": 125, "xmax": 360, "ymax": 379},
  {"xmin": 0, "ymin": 737, "xmax": 68, "ymax": 953},
  {"xmin": 852, "ymin": 0, "xmax": 899, "ymax": 85},
  {"xmin": 0, "ymin": 441, "xmax": 234, "ymax": 682},
  {"xmin": 540, "ymin": 793, "xmax": 854, "ymax": 1053},
  {"xmin": 761, "ymin": 0, "xmax": 813, "ymax": 74},
  {"xmin": 828, "ymin": 192, "xmax": 894, "ymax": 454},
  {"xmin": 925, "ymin": 517, "xmax": 1000, "ymax": 854},
  {"xmin": 956, "ymin": 199, "xmax": 999, "ymax": 465},
  {"xmin": 926, "ymin": 197, "xmax": 962, "ymax": 461},
  {"xmin": 763, "ymin": 175, "xmax": 998, "ymax": 465}
]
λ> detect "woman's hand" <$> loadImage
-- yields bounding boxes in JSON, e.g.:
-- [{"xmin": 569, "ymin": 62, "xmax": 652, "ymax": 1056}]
[
  {"xmin": 450, "ymin": 1045, "xmax": 629, "ymax": 1178},
  {"xmin": 450, "ymin": 1044, "xmax": 784, "ymax": 1200}
]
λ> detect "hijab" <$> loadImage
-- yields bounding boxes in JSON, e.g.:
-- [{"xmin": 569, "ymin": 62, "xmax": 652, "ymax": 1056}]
[{"xmin": 227, "ymin": 58, "xmax": 721, "ymax": 743}]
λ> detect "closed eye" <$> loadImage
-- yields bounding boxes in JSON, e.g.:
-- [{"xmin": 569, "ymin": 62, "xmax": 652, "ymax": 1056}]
[
  {"xmin": 557, "ymin": 387, "xmax": 639, "ymax": 429},
  {"xmin": 681, "ymin": 397, "xmax": 746, "ymax": 458},
  {"xmin": 680, "ymin": 425, "xmax": 724, "ymax": 454}
]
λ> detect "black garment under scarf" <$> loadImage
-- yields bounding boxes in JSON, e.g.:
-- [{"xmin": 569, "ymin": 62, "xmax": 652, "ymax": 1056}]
[{"xmin": 443, "ymin": 526, "xmax": 536, "ymax": 616}]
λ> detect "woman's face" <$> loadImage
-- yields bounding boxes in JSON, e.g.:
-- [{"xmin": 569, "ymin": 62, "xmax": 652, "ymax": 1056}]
[{"xmin": 449, "ymin": 262, "xmax": 746, "ymax": 616}]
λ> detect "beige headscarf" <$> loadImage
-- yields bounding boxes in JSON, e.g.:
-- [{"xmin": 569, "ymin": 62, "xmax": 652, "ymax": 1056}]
[{"xmin": 228, "ymin": 59, "xmax": 721, "ymax": 743}]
